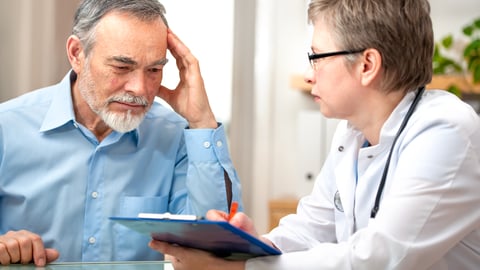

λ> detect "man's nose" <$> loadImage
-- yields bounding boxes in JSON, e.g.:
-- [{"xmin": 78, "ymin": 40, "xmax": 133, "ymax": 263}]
[{"xmin": 125, "ymin": 70, "xmax": 148, "ymax": 95}]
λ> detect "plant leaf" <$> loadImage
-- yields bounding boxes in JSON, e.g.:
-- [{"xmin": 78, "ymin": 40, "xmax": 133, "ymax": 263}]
[
  {"xmin": 473, "ymin": 65, "xmax": 480, "ymax": 84},
  {"xmin": 447, "ymin": 85, "xmax": 462, "ymax": 98},
  {"xmin": 463, "ymin": 25, "xmax": 474, "ymax": 36},
  {"xmin": 441, "ymin": 35, "xmax": 454, "ymax": 48},
  {"xmin": 466, "ymin": 55, "xmax": 480, "ymax": 71},
  {"xmin": 433, "ymin": 44, "xmax": 440, "ymax": 56},
  {"xmin": 474, "ymin": 18, "xmax": 480, "ymax": 29},
  {"xmin": 464, "ymin": 39, "xmax": 480, "ymax": 57}
]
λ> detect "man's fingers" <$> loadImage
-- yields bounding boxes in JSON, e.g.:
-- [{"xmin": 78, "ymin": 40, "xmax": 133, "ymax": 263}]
[
  {"xmin": 166, "ymin": 29, "xmax": 183, "ymax": 59},
  {"xmin": 45, "ymin": 248, "xmax": 60, "ymax": 264},
  {"xmin": 157, "ymin": 85, "xmax": 175, "ymax": 101},
  {"xmin": 30, "ymin": 233, "xmax": 48, "ymax": 266},
  {"xmin": 0, "ymin": 236, "xmax": 21, "ymax": 264},
  {"xmin": 0, "ymin": 242, "xmax": 12, "ymax": 265},
  {"xmin": 0, "ymin": 230, "xmax": 44, "ymax": 265},
  {"xmin": 167, "ymin": 30, "xmax": 197, "ymax": 70}
]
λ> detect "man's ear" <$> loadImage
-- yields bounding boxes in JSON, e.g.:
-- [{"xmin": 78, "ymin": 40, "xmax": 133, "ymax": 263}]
[
  {"xmin": 66, "ymin": 35, "xmax": 85, "ymax": 73},
  {"xmin": 359, "ymin": 48, "xmax": 382, "ymax": 87}
]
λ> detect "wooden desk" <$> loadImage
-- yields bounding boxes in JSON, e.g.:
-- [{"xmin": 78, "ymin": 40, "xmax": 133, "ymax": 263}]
[
  {"xmin": 268, "ymin": 198, "xmax": 299, "ymax": 231},
  {"xmin": 2, "ymin": 261, "xmax": 172, "ymax": 270}
]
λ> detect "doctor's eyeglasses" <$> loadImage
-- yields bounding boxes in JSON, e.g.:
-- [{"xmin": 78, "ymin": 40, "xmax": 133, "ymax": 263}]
[{"xmin": 308, "ymin": 49, "xmax": 365, "ymax": 70}]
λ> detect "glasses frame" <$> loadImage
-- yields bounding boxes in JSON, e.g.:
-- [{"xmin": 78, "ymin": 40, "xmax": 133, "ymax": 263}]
[{"xmin": 308, "ymin": 49, "xmax": 365, "ymax": 70}]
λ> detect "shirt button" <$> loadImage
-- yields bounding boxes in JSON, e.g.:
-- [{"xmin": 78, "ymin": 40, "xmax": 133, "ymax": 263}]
[
  {"xmin": 338, "ymin": 146, "xmax": 344, "ymax": 152},
  {"xmin": 203, "ymin": 141, "xmax": 211, "ymax": 148},
  {"xmin": 216, "ymin": 140, "xmax": 223, "ymax": 147},
  {"xmin": 367, "ymin": 155, "xmax": 374, "ymax": 159},
  {"xmin": 88, "ymin": 237, "xmax": 96, "ymax": 244},
  {"xmin": 91, "ymin": 191, "xmax": 98, "ymax": 199}
]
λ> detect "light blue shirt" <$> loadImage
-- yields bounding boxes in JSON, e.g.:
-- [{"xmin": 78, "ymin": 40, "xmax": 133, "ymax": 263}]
[{"xmin": 0, "ymin": 71, "xmax": 242, "ymax": 262}]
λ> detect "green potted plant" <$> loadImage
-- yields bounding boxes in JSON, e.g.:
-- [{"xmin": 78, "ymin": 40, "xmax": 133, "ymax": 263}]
[{"xmin": 432, "ymin": 17, "xmax": 480, "ymax": 96}]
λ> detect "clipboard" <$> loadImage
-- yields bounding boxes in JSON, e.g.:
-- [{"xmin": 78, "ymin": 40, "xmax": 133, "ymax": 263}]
[{"xmin": 109, "ymin": 215, "xmax": 281, "ymax": 260}]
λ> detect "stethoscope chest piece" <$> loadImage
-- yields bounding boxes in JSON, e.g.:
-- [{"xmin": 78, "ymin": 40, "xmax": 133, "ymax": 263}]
[{"xmin": 334, "ymin": 190, "xmax": 344, "ymax": 212}]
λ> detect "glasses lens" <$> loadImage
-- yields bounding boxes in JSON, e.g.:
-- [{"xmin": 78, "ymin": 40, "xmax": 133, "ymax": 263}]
[{"xmin": 308, "ymin": 53, "xmax": 316, "ymax": 70}]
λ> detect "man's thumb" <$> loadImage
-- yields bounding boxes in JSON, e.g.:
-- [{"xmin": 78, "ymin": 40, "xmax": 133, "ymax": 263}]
[{"xmin": 45, "ymin": 248, "xmax": 60, "ymax": 263}]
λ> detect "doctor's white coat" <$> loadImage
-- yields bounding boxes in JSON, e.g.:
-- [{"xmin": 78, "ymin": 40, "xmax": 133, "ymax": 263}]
[{"xmin": 248, "ymin": 90, "xmax": 480, "ymax": 270}]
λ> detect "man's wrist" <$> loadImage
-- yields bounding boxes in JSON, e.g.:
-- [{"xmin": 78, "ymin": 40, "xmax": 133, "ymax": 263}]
[{"xmin": 188, "ymin": 119, "xmax": 218, "ymax": 129}]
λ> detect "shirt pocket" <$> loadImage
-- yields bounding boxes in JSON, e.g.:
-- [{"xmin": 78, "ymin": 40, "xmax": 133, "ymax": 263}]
[
  {"xmin": 112, "ymin": 195, "xmax": 168, "ymax": 260},
  {"xmin": 117, "ymin": 195, "xmax": 169, "ymax": 217}
]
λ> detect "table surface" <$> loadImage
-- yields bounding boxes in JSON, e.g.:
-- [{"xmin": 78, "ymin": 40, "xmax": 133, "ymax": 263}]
[{"xmin": 1, "ymin": 261, "xmax": 173, "ymax": 270}]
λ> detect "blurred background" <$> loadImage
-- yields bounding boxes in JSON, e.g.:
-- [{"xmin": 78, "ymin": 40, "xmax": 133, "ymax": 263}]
[{"xmin": 0, "ymin": 0, "xmax": 479, "ymax": 234}]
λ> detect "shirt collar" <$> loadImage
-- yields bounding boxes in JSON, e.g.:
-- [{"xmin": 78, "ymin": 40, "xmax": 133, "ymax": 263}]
[
  {"xmin": 381, "ymin": 90, "xmax": 419, "ymax": 137},
  {"xmin": 39, "ymin": 71, "xmax": 77, "ymax": 132}
]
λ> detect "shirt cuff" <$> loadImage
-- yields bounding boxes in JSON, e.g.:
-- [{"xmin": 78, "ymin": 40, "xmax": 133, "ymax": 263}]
[{"xmin": 183, "ymin": 123, "xmax": 231, "ymax": 162}]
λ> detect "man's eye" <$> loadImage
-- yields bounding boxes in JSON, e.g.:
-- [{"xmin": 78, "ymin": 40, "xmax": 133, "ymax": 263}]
[
  {"xmin": 116, "ymin": 66, "xmax": 130, "ymax": 70},
  {"xmin": 149, "ymin": 67, "xmax": 162, "ymax": 73}
]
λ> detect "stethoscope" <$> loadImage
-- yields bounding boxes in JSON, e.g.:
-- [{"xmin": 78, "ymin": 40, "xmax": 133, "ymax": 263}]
[{"xmin": 370, "ymin": 86, "xmax": 425, "ymax": 218}]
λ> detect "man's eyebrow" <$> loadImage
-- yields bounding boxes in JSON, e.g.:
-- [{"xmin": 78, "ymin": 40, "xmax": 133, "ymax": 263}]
[
  {"xmin": 109, "ymin": 56, "xmax": 137, "ymax": 65},
  {"xmin": 107, "ymin": 56, "xmax": 168, "ymax": 66},
  {"xmin": 151, "ymin": 58, "xmax": 169, "ymax": 66}
]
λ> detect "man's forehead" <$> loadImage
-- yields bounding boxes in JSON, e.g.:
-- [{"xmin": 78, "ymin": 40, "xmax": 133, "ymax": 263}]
[
  {"xmin": 92, "ymin": 12, "xmax": 168, "ymax": 64},
  {"xmin": 95, "ymin": 10, "xmax": 167, "ymax": 37}
]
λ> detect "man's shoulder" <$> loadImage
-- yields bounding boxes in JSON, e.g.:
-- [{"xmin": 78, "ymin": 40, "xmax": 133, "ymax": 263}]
[{"xmin": 0, "ymin": 85, "xmax": 57, "ymax": 114}]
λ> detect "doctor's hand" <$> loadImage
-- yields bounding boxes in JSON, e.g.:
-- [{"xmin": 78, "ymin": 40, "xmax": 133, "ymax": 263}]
[
  {"xmin": 150, "ymin": 242, "xmax": 245, "ymax": 270},
  {"xmin": 0, "ymin": 230, "xmax": 59, "ymax": 266},
  {"xmin": 157, "ymin": 29, "xmax": 217, "ymax": 129},
  {"xmin": 207, "ymin": 209, "xmax": 279, "ymax": 251},
  {"xmin": 206, "ymin": 209, "xmax": 260, "ymax": 238}
]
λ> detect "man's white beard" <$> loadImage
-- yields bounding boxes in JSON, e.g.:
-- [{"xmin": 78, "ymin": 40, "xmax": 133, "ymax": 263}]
[
  {"xmin": 99, "ymin": 107, "xmax": 145, "ymax": 133},
  {"xmin": 98, "ymin": 93, "xmax": 148, "ymax": 133},
  {"xmin": 78, "ymin": 63, "xmax": 149, "ymax": 133}
]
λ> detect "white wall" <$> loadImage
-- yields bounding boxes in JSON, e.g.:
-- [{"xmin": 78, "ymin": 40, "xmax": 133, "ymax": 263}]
[
  {"xmin": 430, "ymin": 0, "xmax": 480, "ymax": 40},
  {"xmin": 160, "ymin": 0, "xmax": 234, "ymax": 124}
]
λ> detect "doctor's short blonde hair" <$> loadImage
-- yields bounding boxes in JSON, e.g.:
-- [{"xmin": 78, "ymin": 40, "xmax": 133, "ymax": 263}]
[{"xmin": 308, "ymin": 0, "xmax": 433, "ymax": 93}]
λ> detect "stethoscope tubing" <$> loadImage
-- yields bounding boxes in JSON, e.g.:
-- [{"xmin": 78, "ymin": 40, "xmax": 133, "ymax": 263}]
[{"xmin": 370, "ymin": 86, "xmax": 426, "ymax": 218}]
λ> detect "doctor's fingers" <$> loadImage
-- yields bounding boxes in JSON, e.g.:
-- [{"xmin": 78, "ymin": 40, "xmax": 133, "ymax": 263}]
[
  {"xmin": 0, "ymin": 230, "xmax": 46, "ymax": 265},
  {"xmin": 150, "ymin": 241, "xmax": 215, "ymax": 270},
  {"xmin": 229, "ymin": 213, "xmax": 258, "ymax": 237},
  {"xmin": 206, "ymin": 209, "xmax": 229, "ymax": 221}
]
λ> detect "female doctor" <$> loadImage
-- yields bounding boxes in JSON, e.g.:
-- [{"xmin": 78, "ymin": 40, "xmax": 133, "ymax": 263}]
[{"xmin": 150, "ymin": 0, "xmax": 480, "ymax": 269}]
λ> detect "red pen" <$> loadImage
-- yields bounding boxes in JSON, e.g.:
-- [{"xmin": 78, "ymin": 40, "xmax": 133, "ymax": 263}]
[{"xmin": 228, "ymin": 201, "xmax": 238, "ymax": 221}]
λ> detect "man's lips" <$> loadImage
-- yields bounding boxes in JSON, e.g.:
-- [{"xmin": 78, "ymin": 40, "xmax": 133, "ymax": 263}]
[{"xmin": 110, "ymin": 101, "xmax": 146, "ymax": 112}]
